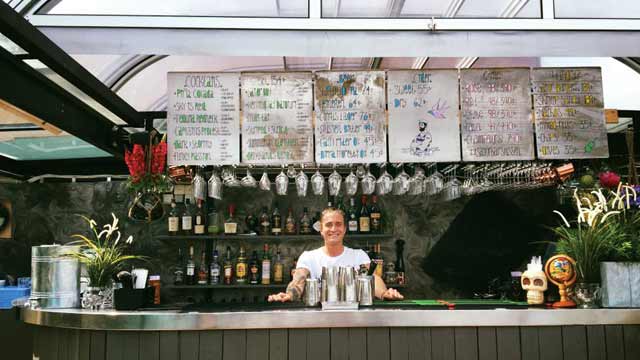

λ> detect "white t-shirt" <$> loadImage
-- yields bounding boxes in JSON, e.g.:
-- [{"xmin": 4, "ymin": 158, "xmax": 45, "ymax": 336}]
[{"xmin": 297, "ymin": 246, "xmax": 370, "ymax": 280}]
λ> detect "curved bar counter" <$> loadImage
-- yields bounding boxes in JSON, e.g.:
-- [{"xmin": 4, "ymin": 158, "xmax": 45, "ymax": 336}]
[{"xmin": 21, "ymin": 307, "xmax": 640, "ymax": 360}]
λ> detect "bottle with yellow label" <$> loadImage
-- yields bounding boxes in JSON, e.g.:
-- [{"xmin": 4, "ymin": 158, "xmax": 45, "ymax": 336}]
[{"xmin": 235, "ymin": 246, "xmax": 248, "ymax": 284}]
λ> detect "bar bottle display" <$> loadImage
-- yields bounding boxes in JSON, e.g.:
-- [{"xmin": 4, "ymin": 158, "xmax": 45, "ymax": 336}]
[
  {"xmin": 223, "ymin": 246, "xmax": 233, "ymax": 285},
  {"xmin": 347, "ymin": 197, "xmax": 359, "ymax": 234},
  {"xmin": 224, "ymin": 204, "xmax": 238, "ymax": 234},
  {"xmin": 209, "ymin": 250, "xmax": 221, "ymax": 285},
  {"xmin": 359, "ymin": 195, "xmax": 371, "ymax": 233},
  {"xmin": 181, "ymin": 198, "xmax": 194, "ymax": 235},
  {"xmin": 261, "ymin": 243, "xmax": 271, "ymax": 285},
  {"xmin": 197, "ymin": 250, "xmax": 208, "ymax": 285},
  {"xmin": 284, "ymin": 208, "xmax": 296, "ymax": 235},
  {"xmin": 194, "ymin": 200, "xmax": 206, "ymax": 235},
  {"xmin": 273, "ymin": 247, "xmax": 284, "ymax": 284},
  {"xmin": 259, "ymin": 206, "xmax": 271, "ymax": 235},
  {"xmin": 186, "ymin": 245, "xmax": 196, "ymax": 285},
  {"xmin": 271, "ymin": 204, "xmax": 282, "ymax": 235},
  {"xmin": 370, "ymin": 195, "xmax": 382, "ymax": 233},
  {"xmin": 173, "ymin": 247, "xmax": 185, "ymax": 285},
  {"xmin": 249, "ymin": 251, "xmax": 260, "ymax": 285},
  {"xmin": 207, "ymin": 199, "xmax": 221, "ymax": 235},
  {"xmin": 236, "ymin": 246, "xmax": 248, "ymax": 284},
  {"xmin": 395, "ymin": 239, "xmax": 406, "ymax": 285},
  {"xmin": 168, "ymin": 198, "xmax": 180, "ymax": 236}
]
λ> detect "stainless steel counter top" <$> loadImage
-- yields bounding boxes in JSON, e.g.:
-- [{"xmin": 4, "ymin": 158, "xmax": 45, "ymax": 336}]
[{"xmin": 22, "ymin": 307, "xmax": 640, "ymax": 331}]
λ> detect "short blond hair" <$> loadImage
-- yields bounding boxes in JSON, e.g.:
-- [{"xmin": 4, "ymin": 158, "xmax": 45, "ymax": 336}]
[{"xmin": 319, "ymin": 207, "xmax": 345, "ymax": 224}]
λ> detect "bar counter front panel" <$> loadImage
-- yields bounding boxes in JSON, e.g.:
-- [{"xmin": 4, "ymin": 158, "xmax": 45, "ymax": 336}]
[{"xmin": 23, "ymin": 308, "xmax": 640, "ymax": 360}]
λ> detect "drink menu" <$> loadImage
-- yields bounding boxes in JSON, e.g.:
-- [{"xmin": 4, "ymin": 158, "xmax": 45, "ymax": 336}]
[
  {"xmin": 532, "ymin": 67, "xmax": 608, "ymax": 159},
  {"xmin": 314, "ymin": 71, "xmax": 387, "ymax": 164},
  {"xmin": 387, "ymin": 70, "xmax": 461, "ymax": 163},
  {"xmin": 167, "ymin": 72, "xmax": 240, "ymax": 166},
  {"xmin": 241, "ymin": 72, "xmax": 314, "ymax": 164},
  {"xmin": 460, "ymin": 68, "xmax": 534, "ymax": 161}
]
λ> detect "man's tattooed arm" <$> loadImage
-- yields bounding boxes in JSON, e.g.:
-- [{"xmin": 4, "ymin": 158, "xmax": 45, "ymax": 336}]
[{"xmin": 286, "ymin": 268, "xmax": 309, "ymax": 301}]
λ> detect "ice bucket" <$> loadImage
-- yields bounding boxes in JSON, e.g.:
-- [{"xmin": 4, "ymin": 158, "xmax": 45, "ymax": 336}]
[{"xmin": 30, "ymin": 245, "xmax": 80, "ymax": 308}]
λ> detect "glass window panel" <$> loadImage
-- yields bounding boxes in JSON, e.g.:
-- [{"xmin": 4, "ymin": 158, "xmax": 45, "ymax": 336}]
[
  {"xmin": 379, "ymin": 57, "xmax": 419, "ymax": 69},
  {"xmin": 555, "ymin": 0, "xmax": 640, "ymax": 19},
  {"xmin": 330, "ymin": 57, "xmax": 372, "ymax": 69},
  {"xmin": 285, "ymin": 57, "xmax": 331, "ymax": 70},
  {"xmin": 71, "ymin": 54, "xmax": 122, "ymax": 80},
  {"xmin": 0, "ymin": 134, "xmax": 111, "ymax": 160},
  {"xmin": 400, "ymin": 0, "xmax": 452, "ymax": 17},
  {"xmin": 0, "ymin": 33, "xmax": 27, "ymax": 55},
  {"xmin": 39, "ymin": 0, "xmax": 307, "ymax": 17},
  {"xmin": 457, "ymin": 0, "xmax": 541, "ymax": 18},
  {"xmin": 116, "ymin": 56, "xmax": 284, "ymax": 111},
  {"xmin": 472, "ymin": 57, "xmax": 540, "ymax": 68},
  {"xmin": 540, "ymin": 57, "xmax": 640, "ymax": 110},
  {"xmin": 322, "ymin": 0, "xmax": 389, "ymax": 17}
]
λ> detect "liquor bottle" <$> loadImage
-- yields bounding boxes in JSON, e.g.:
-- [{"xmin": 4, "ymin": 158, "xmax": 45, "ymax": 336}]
[
  {"xmin": 347, "ymin": 197, "xmax": 359, "ymax": 234},
  {"xmin": 209, "ymin": 250, "xmax": 221, "ymax": 285},
  {"xmin": 245, "ymin": 212, "xmax": 258, "ymax": 235},
  {"xmin": 168, "ymin": 198, "xmax": 180, "ymax": 236},
  {"xmin": 223, "ymin": 246, "xmax": 233, "ymax": 285},
  {"xmin": 224, "ymin": 204, "xmax": 238, "ymax": 234},
  {"xmin": 358, "ymin": 195, "xmax": 371, "ymax": 233},
  {"xmin": 181, "ymin": 198, "xmax": 194, "ymax": 235},
  {"xmin": 395, "ymin": 239, "xmax": 406, "ymax": 285},
  {"xmin": 173, "ymin": 247, "xmax": 185, "ymax": 285},
  {"xmin": 312, "ymin": 211, "xmax": 321, "ymax": 234},
  {"xmin": 197, "ymin": 250, "xmax": 208, "ymax": 285},
  {"xmin": 194, "ymin": 200, "xmax": 206, "ymax": 235},
  {"xmin": 373, "ymin": 243, "xmax": 384, "ymax": 278},
  {"xmin": 299, "ymin": 207, "xmax": 312, "ymax": 235},
  {"xmin": 284, "ymin": 208, "xmax": 296, "ymax": 235},
  {"xmin": 273, "ymin": 247, "xmax": 284, "ymax": 284},
  {"xmin": 235, "ymin": 246, "xmax": 248, "ymax": 284},
  {"xmin": 186, "ymin": 245, "xmax": 196, "ymax": 285},
  {"xmin": 249, "ymin": 251, "xmax": 260, "ymax": 285},
  {"xmin": 370, "ymin": 195, "xmax": 382, "ymax": 233},
  {"xmin": 259, "ymin": 206, "xmax": 271, "ymax": 235},
  {"xmin": 336, "ymin": 197, "xmax": 345, "ymax": 212},
  {"xmin": 207, "ymin": 199, "xmax": 221, "ymax": 235},
  {"xmin": 271, "ymin": 203, "xmax": 282, "ymax": 236},
  {"xmin": 261, "ymin": 243, "xmax": 271, "ymax": 285}
]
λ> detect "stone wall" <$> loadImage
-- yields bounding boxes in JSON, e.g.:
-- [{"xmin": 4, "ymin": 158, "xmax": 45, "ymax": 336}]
[{"xmin": 0, "ymin": 181, "xmax": 557, "ymax": 303}]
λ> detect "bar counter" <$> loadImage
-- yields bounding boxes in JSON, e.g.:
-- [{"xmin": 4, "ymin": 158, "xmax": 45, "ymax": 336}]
[{"xmin": 20, "ymin": 306, "xmax": 640, "ymax": 360}]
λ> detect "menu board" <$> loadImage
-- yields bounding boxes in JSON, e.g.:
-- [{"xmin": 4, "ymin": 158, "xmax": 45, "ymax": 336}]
[
  {"xmin": 532, "ymin": 67, "xmax": 608, "ymax": 159},
  {"xmin": 387, "ymin": 70, "xmax": 461, "ymax": 163},
  {"xmin": 460, "ymin": 68, "xmax": 534, "ymax": 161},
  {"xmin": 314, "ymin": 71, "xmax": 387, "ymax": 164},
  {"xmin": 167, "ymin": 72, "xmax": 240, "ymax": 166},
  {"xmin": 241, "ymin": 72, "xmax": 314, "ymax": 164}
]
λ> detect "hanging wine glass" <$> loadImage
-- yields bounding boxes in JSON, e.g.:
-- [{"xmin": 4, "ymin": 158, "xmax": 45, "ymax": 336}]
[
  {"xmin": 207, "ymin": 169, "xmax": 223, "ymax": 200},
  {"xmin": 275, "ymin": 166, "xmax": 288, "ymax": 195},
  {"xmin": 328, "ymin": 168, "xmax": 342, "ymax": 196},
  {"xmin": 295, "ymin": 165, "xmax": 309, "ymax": 197},
  {"xmin": 345, "ymin": 167, "xmax": 358, "ymax": 196},
  {"xmin": 311, "ymin": 168, "xmax": 325, "ymax": 195},
  {"xmin": 360, "ymin": 165, "xmax": 376, "ymax": 195}
]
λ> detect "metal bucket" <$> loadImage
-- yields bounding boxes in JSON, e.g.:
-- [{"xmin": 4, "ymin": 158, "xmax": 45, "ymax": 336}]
[{"xmin": 30, "ymin": 245, "xmax": 80, "ymax": 308}]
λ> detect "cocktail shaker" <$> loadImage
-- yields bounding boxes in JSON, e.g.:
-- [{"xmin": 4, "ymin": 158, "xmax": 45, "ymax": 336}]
[
  {"xmin": 304, "ymin": 278, "xmax": 320, "ymax": 306},
  {"xmin": 356, "ymin": 275, "xmax": 374, "ymax": 306}
]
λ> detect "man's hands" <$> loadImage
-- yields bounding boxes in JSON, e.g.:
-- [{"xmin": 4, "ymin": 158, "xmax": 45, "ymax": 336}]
[
  {"xmin": 382, "ymin": 288, "xmax": 404, "ymax": 301},
  {"xmin": 268, "ymin": 292, "xmax": 292, "ymax": 302}
]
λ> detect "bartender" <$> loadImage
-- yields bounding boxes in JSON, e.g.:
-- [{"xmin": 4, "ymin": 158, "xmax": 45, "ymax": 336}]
[{"xmin": 268, "ymin": 208, "xmax": 404, "ymax": 302}]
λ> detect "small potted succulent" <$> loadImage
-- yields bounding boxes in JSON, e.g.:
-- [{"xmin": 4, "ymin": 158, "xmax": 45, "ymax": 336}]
[{"xmin": 68, "ymin": 213, "xmax": 144, "ymax": 309}]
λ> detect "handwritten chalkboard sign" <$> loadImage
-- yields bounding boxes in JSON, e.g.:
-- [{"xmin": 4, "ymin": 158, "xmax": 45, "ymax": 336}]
[
  {"xmin": 532, "ymin": 67, "xmax": 608, "ymax": 159},
  {"xmin": 167, "ymin": 72, "xmax": 240, "ymax": 166},
  {"xmin": 387, "ymin": 70, "xmax": 461, "ymax": 163},
  {"xmin": 460, "ymin": 68, "xmax": 534, "ymax": 161},
  {"xmin": 314, "ymin": 71, "xmax": 387, "ymax": 164},
  {"xmin": 241, "ymin": 72, "xmax": 314, "ymax": 164}
]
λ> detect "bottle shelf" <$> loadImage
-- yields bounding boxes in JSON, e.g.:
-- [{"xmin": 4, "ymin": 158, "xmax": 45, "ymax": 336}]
[
  {"xmin": 155, "ymin": 234, "xmax": 393, "ymax": 241},
  {"xmin": 166, "ymin": 284, "xmax": 287, "ymax": 289}
]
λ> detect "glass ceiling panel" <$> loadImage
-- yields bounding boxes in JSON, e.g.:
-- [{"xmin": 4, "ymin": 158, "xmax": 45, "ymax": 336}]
[
  {"xmin": 116, "ymin": 56, "xmax": 284, "ymax": 111},
  {"xmin": 379, "ymin": 58, "xmax": 420, "ymax": 69},
  {"xmin": 0, "ymin": 134, "xmax": 111, "ymax": 160},
  {"xmin": 71, "ymin": 54, "xmax": 122, "ymax": 80},
  {"xmin": 323, "ymin": 0, "xmax": 541, "ymax": 18},
  {"xmin": 424, "ymin": 57, "xmax": 463, "ymax": 69},
  {"xmin": 38, "ymin": 0, "xmax": 307, "ymax": 17},
  {"xmin": 472, "ymin": 57, "xmax": 540, "ymax": 68},
  {"xmin": 285, "ymin": 57, "xmax": 331, "ymax": 71},
  {"xmin": 555, "ymin": 0, "xmax": 640, "ymax": 19},
  {"xmin": 330, "ymin": 58, "xmax": 373, "ymax": 70}
]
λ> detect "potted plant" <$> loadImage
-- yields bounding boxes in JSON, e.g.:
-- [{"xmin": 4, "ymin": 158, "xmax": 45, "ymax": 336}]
[
  {"xmin": 68, "ymin": 213, "xmax": 144, "ymax": 310},
  {"xmin": 600, "ymin": 184, "xmax": 640, "ymax": 307},
  {"xmin": 552, "ymin": 189, "xmax": 625, "ymax": 308}
]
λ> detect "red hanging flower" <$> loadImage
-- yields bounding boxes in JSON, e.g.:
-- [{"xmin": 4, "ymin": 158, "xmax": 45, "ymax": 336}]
[{"xmin": 124, "ymin": 140, "xmax": 169, "ymax": 193}]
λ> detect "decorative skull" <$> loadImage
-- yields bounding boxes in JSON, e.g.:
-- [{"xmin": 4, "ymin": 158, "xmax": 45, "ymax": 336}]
[{"xmin": 521, "ymin": 256, "xmax": 548, "ymax": 305}]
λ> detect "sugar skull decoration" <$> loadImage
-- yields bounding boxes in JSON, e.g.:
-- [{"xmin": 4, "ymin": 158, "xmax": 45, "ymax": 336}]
[
  {"xmin": 544, "ymin": 254, "xmax": 577, "ymax": 308},
  {"xmin": 521, "ymin": 256, "xmax": 547, "ymax": 305}
]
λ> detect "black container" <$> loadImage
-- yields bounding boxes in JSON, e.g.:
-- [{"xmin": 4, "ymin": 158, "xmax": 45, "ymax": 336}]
[{"xmin": 114, "ymin": 288, "xmax": 153, "ymax": 310}]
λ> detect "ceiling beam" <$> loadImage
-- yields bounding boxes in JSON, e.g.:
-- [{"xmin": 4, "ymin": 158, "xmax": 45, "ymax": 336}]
[
  {"xmin": 0, "ymin": 98, "xmax": 62, "ymax": 134},
  {"xmin": 0, "ymin": 46, "xmax": 124, "ymax": 158},
  {"xmin": 0, "ymin": 2, "xmax": 143, "ymax": 127}
]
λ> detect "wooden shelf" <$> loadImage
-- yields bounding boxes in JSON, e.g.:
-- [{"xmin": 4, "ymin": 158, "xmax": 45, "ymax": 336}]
[
  {"xmin": 155, "ymin": 234, "xmax": 393, "ymax": 241},
  {"xmin": 166, "ymin": 284, "xmax": 287, "ymax": 289}
]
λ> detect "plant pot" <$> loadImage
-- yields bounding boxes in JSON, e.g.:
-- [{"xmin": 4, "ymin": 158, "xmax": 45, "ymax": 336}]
[
  {"xmin": 600, "ymin": 262, "xmax": 640, "ymax": 308},
  {"xmin": 573, "ymin": 282, "xmax": 601, "ymax": 309}
]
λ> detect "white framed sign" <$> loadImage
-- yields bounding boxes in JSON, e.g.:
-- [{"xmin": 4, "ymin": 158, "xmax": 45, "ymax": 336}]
[
  {"xmin": 387, "ymin": 69, "xmax": 461, "ymax": 163},
  {"xmin": 314, "ymin": 71, "xmax": 387, "ymax": 164},
  {"xmin": 167, "ymin": 72, "xmax": 240, "ymax": 165},
  {"xmin": 532, "ymin": 67, "xmax": 609, "ymax": 159},
  {"xmin": 241, "ymin": 72, "xmax": 314, "ymax": 164}
]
